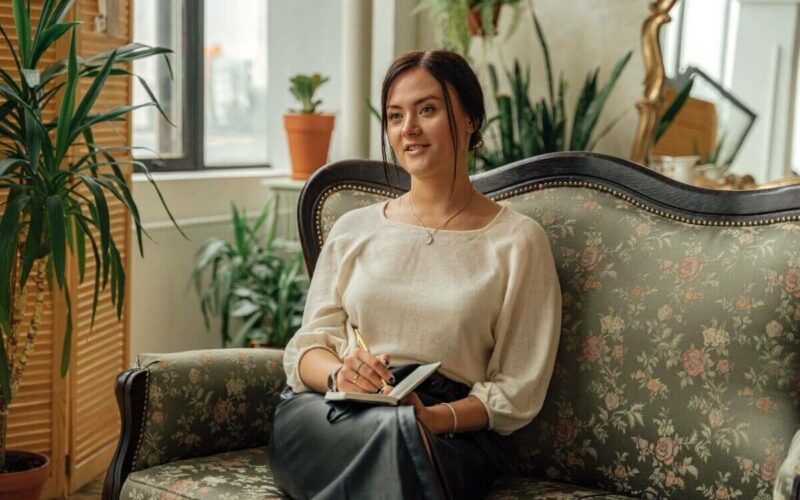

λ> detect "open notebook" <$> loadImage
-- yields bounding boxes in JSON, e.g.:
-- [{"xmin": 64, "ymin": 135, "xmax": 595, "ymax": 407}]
[{"xmin": 324, "ymin": 362, "xmax": 442, "ymax": 406}]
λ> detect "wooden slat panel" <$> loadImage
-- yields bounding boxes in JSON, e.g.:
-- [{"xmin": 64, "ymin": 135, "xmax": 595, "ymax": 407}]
[{"xmin": 68, "ymin": 0, "xmax": 132, "ymax": 491}]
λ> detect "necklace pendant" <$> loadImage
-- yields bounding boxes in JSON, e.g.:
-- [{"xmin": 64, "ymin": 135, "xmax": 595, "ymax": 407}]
[{"xmin": 425, "ymin": 234, "xmax": 434, "ymax": 245}]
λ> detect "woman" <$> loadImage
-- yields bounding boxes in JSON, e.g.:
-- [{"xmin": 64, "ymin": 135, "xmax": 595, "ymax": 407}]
[{"xmin": 268, "ymin": 50, "xmax": 562, "ymax": 500}]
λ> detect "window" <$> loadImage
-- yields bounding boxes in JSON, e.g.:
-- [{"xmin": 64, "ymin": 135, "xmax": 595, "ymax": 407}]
[{"xmin": 132, "ymin": 1, "xmax": 270, "ymax": 171}]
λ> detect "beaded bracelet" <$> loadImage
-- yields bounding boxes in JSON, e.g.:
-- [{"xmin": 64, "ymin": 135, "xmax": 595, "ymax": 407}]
[{"xmin": 441, "ymin": 402, "xmax": 457, "ymax": 438}]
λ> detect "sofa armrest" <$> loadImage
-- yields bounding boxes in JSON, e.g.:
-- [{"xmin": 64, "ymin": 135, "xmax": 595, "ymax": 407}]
[
  {"xmin": 776, "ymin": 428, "xmax": 800, "ymax": 500},
  {"xmin": 103, "ymin": 348, "xmax": 286, "ymax": 500}
]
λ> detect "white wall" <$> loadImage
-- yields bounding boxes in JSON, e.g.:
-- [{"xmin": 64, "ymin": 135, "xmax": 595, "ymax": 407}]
[
  {"xmin": 129, "ymin": 171, "xmax": 278, "ymax": 364},
  {"xmin": 267, "ymin": 0, "xmax": 344, "ymax": 170}
]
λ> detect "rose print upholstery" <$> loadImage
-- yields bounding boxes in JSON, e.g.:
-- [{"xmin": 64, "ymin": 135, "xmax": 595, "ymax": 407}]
[{"xmin": 105, "ymin": 153, "xmax": 800, "ymax": 500}]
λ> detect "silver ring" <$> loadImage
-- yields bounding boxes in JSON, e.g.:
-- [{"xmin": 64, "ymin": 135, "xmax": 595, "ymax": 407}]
[
  {"xmin": 356, "ymin": 361, "xmax": 365, "ymax": 373},
  {"xmin": 352, "ymin": 373, "xmax": 359, "ymax": 383}
]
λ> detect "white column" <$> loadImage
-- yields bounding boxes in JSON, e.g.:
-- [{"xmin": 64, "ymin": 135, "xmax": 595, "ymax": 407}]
[{"xmin": 341, "ymin": 0, "xmax": 374, "ymax": 159}]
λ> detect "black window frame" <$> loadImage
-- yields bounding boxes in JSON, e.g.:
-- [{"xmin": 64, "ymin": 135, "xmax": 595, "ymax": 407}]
[{"xmin": 134, "ymin": 1, "xmax": 272, "ymax": 173}]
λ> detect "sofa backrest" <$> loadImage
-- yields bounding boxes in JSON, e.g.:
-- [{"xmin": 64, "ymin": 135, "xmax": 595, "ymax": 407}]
[{"xmin": 299, "ymin": 153, "xmax": 800, "ymax": 499}]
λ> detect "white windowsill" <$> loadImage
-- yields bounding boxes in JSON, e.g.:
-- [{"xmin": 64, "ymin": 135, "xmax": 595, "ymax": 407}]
[{"xmin": 132, "ymin": 167, "xmax": 290, "ymax": 183}]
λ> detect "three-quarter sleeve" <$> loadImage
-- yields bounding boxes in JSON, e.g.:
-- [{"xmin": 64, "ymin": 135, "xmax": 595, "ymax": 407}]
[
  {"xmin": 283, "ymin": 223, "xmax": 350, "ymax": 393},
  {"xmin": 469, "ymin": 221, "xmax": 562, "ymax": 435}
]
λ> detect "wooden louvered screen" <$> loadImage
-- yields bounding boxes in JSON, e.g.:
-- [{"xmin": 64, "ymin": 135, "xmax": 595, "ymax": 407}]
[
  {"xmin": 0, "ymin": 1, "xmax": 132, "ymax": 496},
  {"xmin": 68, "ymin": 0, "xmax": 132, "ymax": 493}
]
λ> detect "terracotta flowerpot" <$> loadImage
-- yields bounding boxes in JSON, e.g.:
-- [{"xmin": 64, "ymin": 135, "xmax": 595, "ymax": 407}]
[
  {"xmin": 0, "ymin": 450, "xmax": 51, "ymax": 500},
  {"xmin": 284, "ymin": 113, "xmax": 335, "ymax": 180},
  {"xmin": 466, "ymin": 4, "xmax": 501, "ymax": 36}
]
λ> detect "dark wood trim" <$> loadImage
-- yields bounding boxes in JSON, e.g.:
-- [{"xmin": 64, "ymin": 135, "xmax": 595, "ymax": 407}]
[
  {"xmin": 103, "ymin": 369, "xmax": 149, "ymax": 500},
  {"xmin": 298, "ymin": 152, "xmax": 800, "ymax": 276}
]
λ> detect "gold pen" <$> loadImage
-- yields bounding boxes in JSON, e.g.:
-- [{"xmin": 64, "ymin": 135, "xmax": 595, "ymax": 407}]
[{"xmin": 353, "ymin": 326, "xmax": 389, "ymax": 389}]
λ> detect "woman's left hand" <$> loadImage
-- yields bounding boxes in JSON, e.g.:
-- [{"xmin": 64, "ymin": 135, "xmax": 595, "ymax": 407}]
[{"xmin": 401, "ymin": 392, "xmax": 438, "ymax": 432}]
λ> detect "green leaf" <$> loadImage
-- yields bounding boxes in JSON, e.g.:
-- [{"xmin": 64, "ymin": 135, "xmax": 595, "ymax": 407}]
[
  {"xmin": 55, "ymin": 29, "xmax": 78, "ymax": 165},
  {"xmin": 71, "ymin": 50, "xmax": 118, "ymax": 134},
  {"xmin": 0, "ymin": 158, "xmax": 27, "ymax": 178},
  {"xmin": 46, "ymin": 195, "xmax": 67, "ymax": 289},
  {"xmin": 31, "ymin": 22, "xmax": 78, "ymax": 68},
  {"xmin": 60, "ymin": 286, "xmax": 73, "ymax": 376},
  {"xmin": 655, "ymin": 78, "xmax": 695, "ymax": 144},
  {"xmin": 19, "ymin": 198, "xmax": 44, "ymax": 290},
  {"xmin": 12, "ymin": 0, "xmax": 32, "ymax": 68}
]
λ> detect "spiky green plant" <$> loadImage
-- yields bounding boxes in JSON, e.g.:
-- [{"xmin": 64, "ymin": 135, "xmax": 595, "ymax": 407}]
[
  {"xmin": 289, "ymin": 73, "xmax": 329, "ymax": 114},
  {"xmin": 479, "ymin": 11, "xmax": 632, "ymax": 170},
  {"xmin": 0, "ymin": 0, "xmax": 181, "ymax": 468},
  {"xmin": 191, "ymin": 199, "xmax": 308, "ymax": 348}
]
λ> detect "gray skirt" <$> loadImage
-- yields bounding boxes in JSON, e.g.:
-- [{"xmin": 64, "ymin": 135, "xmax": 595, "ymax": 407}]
[{"xmin": 267, "ymin": 364, "xmax": 518, "ymax": 500}]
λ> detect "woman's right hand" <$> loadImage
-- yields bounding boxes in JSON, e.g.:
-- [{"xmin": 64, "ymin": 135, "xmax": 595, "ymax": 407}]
[{"xmin": 336, "ymin": 349, "xmax": 394, "ymax": 393}]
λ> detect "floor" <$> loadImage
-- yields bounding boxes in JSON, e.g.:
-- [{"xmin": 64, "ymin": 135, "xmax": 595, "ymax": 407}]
[{"xmin": 63, "ymin": 475, "xmax": 103, "ymax": 499}]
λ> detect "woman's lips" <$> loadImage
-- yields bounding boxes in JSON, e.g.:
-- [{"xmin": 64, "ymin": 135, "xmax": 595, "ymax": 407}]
[{"xmin": 404, "ymin": 144, "xmax": 429, "ymax": 156}]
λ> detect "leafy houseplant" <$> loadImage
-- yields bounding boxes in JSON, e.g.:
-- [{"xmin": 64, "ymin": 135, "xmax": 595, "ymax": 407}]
[
  {"xmin": 191, "ymin": 199, "xmax": 308, "ymax": 349},
  {"xmin": 478, "ymin": 11, "xmax": 632, "ymax": 171},
  {"xmin": 415, "ymin": 0, "xmax": 525, "ymax": 56},
  {"xmin": 284, "ymin": 73, "xmax": 335, "ymax": 180},
  {"xmin": 0, "ymin": 0, "xmax": 179, "ymax": 487}
]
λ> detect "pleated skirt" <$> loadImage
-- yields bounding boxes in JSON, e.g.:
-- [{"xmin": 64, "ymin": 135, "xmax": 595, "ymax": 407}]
[{"xmin": 267, "ymin": 364, "xmax": 518, "ymax": 500}]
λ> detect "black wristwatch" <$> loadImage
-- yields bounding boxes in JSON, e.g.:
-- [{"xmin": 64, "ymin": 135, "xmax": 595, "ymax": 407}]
[{"xmin": 327, "ymin": 366, "xmax": 342, "ymax": 392}]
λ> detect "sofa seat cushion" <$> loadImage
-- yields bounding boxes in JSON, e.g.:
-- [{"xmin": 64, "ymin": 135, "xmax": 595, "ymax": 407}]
[
  {"xmin": 120, "ymin": 447, "xmax": 287, "ymax": 499},
  {"xmin": 488, "ymin": 477, "xmax": 634, "ymax": 499},
  {"xmin": 120, "ymin": 446, "xmax": 636, "ymax": 499}
]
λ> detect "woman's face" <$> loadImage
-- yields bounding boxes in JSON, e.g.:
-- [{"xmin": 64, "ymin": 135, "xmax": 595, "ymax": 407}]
[{"xmin": 385, "ymin": 67, "xmax": 472, "ymax": 179}]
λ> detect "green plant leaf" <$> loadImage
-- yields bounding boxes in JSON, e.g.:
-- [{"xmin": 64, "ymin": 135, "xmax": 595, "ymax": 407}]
[
  {"xmin": 59, "ymin": 286, "xmax": 72, "ymax": 376},
  {"xmin": 655, "ymin": 78, "xmax": 695, "ymax": 144},
  {"xmin": 19, "ymin": 198, "xmax": 44, "ymax": 290},
  {"xmin": 55, "ymin": 28, "xmax": 78, "ymax": 165},
  {"xmin": 46, "ymin": 195, "xmax": 67, "ymax": 289},
  {"xmin": 12, "ymin": 0, "xmax": 31, "ymax": 68}
]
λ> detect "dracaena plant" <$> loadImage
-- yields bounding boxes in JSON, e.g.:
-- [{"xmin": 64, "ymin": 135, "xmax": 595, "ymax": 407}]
[{"xmin": 0, "ymin": 0, "xmax": 181, "ymax": 467}]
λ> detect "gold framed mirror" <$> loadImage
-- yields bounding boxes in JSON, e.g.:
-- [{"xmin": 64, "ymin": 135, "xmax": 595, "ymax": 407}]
[{"xmin": 631, "ymin": 0, "xmax": 800, "ymax": 189}]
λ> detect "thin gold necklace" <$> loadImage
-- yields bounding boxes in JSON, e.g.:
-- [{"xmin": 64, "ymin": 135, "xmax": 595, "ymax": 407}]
[{"xmin": 407, "ymin": 188, "xmax": 476, "ymax": 245}]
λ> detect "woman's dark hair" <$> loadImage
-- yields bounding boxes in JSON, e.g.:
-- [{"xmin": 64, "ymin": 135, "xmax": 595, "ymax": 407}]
[{"xmin": 379, "ymin": 50, "xmax": 485, "ymax": 199}]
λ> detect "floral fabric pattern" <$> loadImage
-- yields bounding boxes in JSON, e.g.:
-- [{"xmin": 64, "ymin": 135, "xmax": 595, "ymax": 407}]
[
  {"xmin": 316, "ymin": 186, "xmax": 800, "ymax": 498},
  {"xmin": 132, "ymin": 348, "xmax": 286, "ymax": 471},
  {"xmin": 501, "ymin": 187, "xmax": 800, "ymax": 500},
  {"xmin": 488, "ymin": 477, "xmax": 633, "ymax": 499},
  {"xmin": 122, "ymin": 447, "xmax": 287, "ymax": 499}
]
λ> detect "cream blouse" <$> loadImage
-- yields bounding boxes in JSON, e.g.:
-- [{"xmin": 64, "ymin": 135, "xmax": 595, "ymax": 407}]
[{"xmin": 282, "ymin": 199, "xmax": 562, "ymax": 435}]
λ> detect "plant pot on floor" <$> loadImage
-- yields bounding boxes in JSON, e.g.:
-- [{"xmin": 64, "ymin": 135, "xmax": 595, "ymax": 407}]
[
  {"xmin": 284, "ymin": 113, "xmax": 335, "ymax": 180},
  {"xmin": 0, "ymin": 451, "xmax": 51, "ymax": 500}
]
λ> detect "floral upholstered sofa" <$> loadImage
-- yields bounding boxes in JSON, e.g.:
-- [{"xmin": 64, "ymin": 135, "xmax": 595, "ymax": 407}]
[{"xmin": 104, "ymin": 153, "xmax": 800, "ymax": 500}]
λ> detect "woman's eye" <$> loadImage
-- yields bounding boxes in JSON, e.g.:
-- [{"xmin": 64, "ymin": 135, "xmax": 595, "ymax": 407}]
[
  {"xmin": 420, "ymin": 105, "xmax": 434, "ymax": 114},
  {"xmin": 388, "ymin": 112, "xmax": 401, "ymax": 120}
]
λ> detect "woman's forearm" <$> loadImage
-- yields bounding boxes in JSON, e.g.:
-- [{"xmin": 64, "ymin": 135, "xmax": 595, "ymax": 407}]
[
  {"xmin": 428, "ymin": 395, "xmax": 489, "ymax": 434},
  {"xmin": 297, "ymin": 347, "xmax": 342, "ymax": 394}
]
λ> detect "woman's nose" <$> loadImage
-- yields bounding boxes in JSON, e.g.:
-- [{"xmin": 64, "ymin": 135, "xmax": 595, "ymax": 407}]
[{"xmin": 401, "ymin": 117, "xmax": 420, "ymax": 137}]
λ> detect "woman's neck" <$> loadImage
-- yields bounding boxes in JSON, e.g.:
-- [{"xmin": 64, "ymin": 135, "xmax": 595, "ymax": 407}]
[{"xmin": 407, "ymin": 175, "xmax": 475, "ymax": 218}]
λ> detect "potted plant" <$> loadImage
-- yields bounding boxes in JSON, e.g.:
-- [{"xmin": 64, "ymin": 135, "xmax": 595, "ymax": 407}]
[
  {"xmin": 191, "ymin": 199, "xmax": 308, "ymax": 348},
  {"xmin": 414, "ymin": 0, "xmax": 525, "ymax": 55},
  {"xmin": 284, "ymin": 73, "xmax": 334, "ymax": 180},
  {"xmin": 478, "ymin": 11, "xmax": 632, "ymax": 171},
  {"xmin": 0, "ymin": 0, "xmax": 179, "ymax": 496}
]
